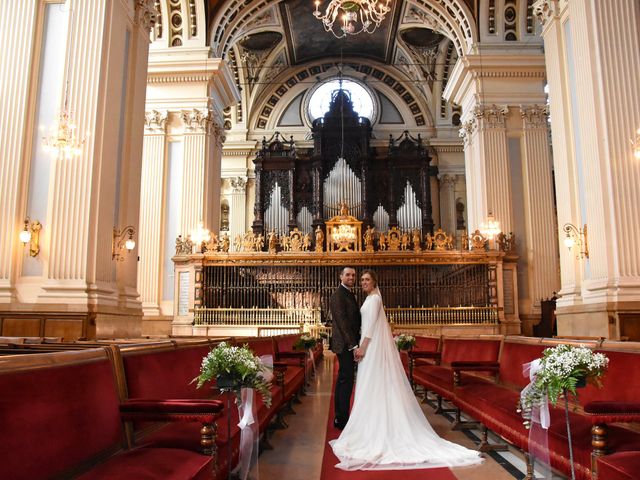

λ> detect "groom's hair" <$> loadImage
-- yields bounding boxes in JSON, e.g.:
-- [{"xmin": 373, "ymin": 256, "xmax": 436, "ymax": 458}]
[
  {"xmin": 361, "ymin": 269, "xmax": 378, "ymax": 287},
  {"xmin": 340, "ymin": 266, "xmax": 355, "ymax": 276}
]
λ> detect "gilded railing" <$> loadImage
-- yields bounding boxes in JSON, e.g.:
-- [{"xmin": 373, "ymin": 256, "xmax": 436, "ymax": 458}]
[
  {"xmin": 386, "ymin": 306, "xmax": 500, "ymax": 326},
  {"xmin": 193, "ymin": 306, "xmax": 499, "ymax": 328},
  {"xmin": 193, "ymin": 307, "xmax": 322, "ymax": 327}
]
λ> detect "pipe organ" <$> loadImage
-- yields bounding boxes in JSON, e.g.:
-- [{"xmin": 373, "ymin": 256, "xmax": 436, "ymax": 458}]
[{"xmin": 251, "ymin": 88, "xmax": 435, "ymax": 238}]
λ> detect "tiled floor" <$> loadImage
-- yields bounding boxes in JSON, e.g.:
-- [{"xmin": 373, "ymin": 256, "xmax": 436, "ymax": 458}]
[{"xmin": 253, "ymin": 353, "xmax": 564, "ymax": 480}]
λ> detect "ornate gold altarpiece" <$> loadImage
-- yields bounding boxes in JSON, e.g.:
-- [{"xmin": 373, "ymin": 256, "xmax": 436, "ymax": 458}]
[{"xmin": 171, "ymin": 232, "xmax": 520, "ymax": 338}]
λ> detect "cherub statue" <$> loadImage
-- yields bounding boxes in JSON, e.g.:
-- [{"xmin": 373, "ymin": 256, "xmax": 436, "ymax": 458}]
[
  {"xmin": 378, "ymin": 231, "xmax": 387, "ymax": 251},
  {"xmin": 460, "ymin": 231, "xmax": 470, "ymax": 251},
  {"xmin": 280, "ymin": 235, "xmax": 290, "ymax": 252},
  {"xmin": 400, "ymin": 231, "xmax": 410, "ymax": 251},
  {"xmin": 314, "ymin": 226, "xmax": 324, "ymax": 253},
  {"xmin": 205, "ymin": 233, "xmax": 219, "ymax": 253},
  {"xmin": 302, "ymin": 233, "xmax": 311, "ymax": 251},
  {"xmin": 254, "ymin": 233, "xmax": 265, "ymax": 252},
  {"xmin": 424, "ymin": 233, "xmax": 434, "ymax": 251},
  {"xmin": 233, "ymin": 233, "xmax": 242, "ymax": 252}
]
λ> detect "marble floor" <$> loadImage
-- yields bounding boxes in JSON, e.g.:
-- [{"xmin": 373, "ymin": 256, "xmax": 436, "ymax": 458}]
[{"xmin": 253, "ymin": 353, "xmax": 564, "ymax": 480}]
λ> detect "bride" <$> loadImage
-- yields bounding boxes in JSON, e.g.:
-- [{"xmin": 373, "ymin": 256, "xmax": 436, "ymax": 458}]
[{"xmin": 329, "ymin": 269, "xmax": 482, "ymax": 470}]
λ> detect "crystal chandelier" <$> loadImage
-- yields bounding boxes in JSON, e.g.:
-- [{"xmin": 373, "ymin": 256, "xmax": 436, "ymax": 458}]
[
  {"xmin": 480, "ymin": 211, "xmax": 501, "ymax": 239},
  {"xmin": 42, "ymin": 99, "xmax": 85, "ymax": 160},
  {"xmin": 313, "ymin": 0, "xmax": 392, "ymax": 38}
]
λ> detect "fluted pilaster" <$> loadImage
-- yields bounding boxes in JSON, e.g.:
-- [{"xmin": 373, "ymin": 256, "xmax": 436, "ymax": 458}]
[
  {"xmin": 0, "ymin": 2, "xmax": 37, "ymax": 300},
  {"xmin": 229, "ymin": 177, "xmax": 247, "ymax": 239},
  {"xmin": 44, "ymin": 1, "xmax": 107, "ymax": 293},
  {"xmin": 180, "ymin": 109, "xmax": 210, "ymax": 235},
  {"xmin": 138, "ymin": 112, "xmax": 167, "ymax": 315}
]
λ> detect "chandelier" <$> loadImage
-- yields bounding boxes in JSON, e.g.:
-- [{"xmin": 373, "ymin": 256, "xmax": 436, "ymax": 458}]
[
  {"xmin": 313, "ymin": 0, "xmax": 392, "ymax": 38},
  {"xmin": 42, "ymin": 103, "xmax": 84, "ymax": 160}
]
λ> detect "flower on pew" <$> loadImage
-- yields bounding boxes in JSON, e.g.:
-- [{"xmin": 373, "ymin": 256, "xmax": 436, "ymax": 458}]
[
  {"xmin": 293, "ymin": 333, "xmax": 317, "ymax": 351},
  {"xmin": 394, "ymin": 334, "xmax": 416, "ymax": 351},
  {"xmin": 194, "ymin": 342, "xmax": 272, "ymax": 407},
  {"xmin": 519, "ymin": 344, "xmax": 608, "ymax": 428}
]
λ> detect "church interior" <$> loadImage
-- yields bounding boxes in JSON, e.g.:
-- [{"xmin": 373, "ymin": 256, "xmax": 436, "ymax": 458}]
[{"xmin": 1, "ymin": 0, "xmax": 640, "ymax": 479}]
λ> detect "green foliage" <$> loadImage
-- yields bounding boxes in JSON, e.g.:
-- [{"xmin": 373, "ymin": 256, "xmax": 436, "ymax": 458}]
[
  {"xmin": 293, "ymin": 333, "xmax": 317, "ymax": 351},
  {"xmin": 394, "ymin": 334, "xmax": 416, "ymax": 351},
  {"xmin": 194, "ymin": 342, "xmax": 272, "ymax": 407}
]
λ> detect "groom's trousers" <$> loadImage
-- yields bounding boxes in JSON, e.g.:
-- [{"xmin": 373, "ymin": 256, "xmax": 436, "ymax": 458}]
[{"xmin": 335, "ymin": 350, "xmax": 356, "ymax": 425}]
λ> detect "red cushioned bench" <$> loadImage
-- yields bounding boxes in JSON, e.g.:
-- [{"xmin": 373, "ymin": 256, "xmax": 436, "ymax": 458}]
[
  {"xmin": 412, "ymin": 335, "xmax": 502, "ymax": 416},
  {"xmin": 115, "ymin": 338, "xmax": 290, "ymax": 479},
  {"xmin": 450, "ymin": 336, "xmax": 640, "ymax": 480},
  {"xmin": 0, "ymin": 348, "xmax": 223, "ymax": 480}
]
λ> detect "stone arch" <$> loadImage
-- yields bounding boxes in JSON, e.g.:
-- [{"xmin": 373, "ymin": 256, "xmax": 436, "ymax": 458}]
[{"xmin": 248, "ymin": 60, "xmax": 430, "ymax": 133}]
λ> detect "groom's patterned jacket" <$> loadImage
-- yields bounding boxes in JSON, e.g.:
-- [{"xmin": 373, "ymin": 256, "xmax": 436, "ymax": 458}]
[{"xmin": 328, "ymin": 284, "xmax": 362, "ymax": 354}]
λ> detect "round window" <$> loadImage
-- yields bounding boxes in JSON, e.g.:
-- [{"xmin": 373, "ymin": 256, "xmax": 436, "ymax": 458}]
[{"xmin": 307, "ymin": 78, "xmax": 375, "ymax": 122}]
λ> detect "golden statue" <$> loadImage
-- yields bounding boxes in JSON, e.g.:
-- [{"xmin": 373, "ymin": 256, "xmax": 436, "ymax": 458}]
[
  {"xmin": 400, "ymin": 231, "xmax": 410, "ymax": 251},
  {"xmin": 220, "ymin": 233, "xmax": 230, "ymax": 252},
  {"xmin": 302, "ymin": 233, "xmax": 311, "ymax": 252},
  {"xmin": 412, "ymin": 229, "xmax": 422, "ymax": 252},
  {"xmin": 364, "ymin": 225, "xmax": 375, "ymax": 252},
  {"xmin": 267, "ymin": 230, "xmax": 278, "ymax": 254},
  {"xmin": 378, "ymin": 231, "xmax": 387, "ymax": 251},
  {"xmin": 424, "ymin": 233, "xmax": 434, "ymax": 251},
  {"xmin": 314, "ymin": 226, "xmax": 324, "ymax": 252},
  {"xmin": 387, "ymin": 227, "xmax": 401, "ymax": 251}
]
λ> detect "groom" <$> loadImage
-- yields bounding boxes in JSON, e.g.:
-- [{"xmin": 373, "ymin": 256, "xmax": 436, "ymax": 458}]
[{"xmin": 329, "ymin": 266, "xmax": 361, "ymax": 430}]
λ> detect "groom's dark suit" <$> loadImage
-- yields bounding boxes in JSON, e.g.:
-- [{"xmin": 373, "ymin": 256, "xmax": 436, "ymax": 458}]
[{"xmin": 329, "ymin": 284, "xmax": 361, "ymax": 428}]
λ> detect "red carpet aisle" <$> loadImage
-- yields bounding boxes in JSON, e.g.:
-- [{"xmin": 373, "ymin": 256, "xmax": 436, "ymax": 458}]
[{"xmin": 320, "ymin": 362, "xmax": 458, "ymax": 480}]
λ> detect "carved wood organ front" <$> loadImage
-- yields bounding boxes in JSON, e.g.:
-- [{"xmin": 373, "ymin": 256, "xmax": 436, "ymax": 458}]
[{"xmin": 251, "ymin": 88, "xmax": 435, "ymax": 239}]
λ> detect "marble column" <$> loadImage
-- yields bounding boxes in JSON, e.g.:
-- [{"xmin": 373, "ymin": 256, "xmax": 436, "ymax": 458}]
[
  {"xmin": 179, "ymin": 109, "xmax": 213, "ymax": 236},
  {"xmin": 137, "ymin": 111, "xmax": 167, "ymax": 316},
  {"xmin": 459, "ymin": 104, "xmax": 513, "ymax": 233},
  {"xmin": 536, "ymin": 0, "xmax": 640, "ymax": 337},
  {"xmin": 520, "ymin": 105, "xmax": 560, "ymax": 314}
]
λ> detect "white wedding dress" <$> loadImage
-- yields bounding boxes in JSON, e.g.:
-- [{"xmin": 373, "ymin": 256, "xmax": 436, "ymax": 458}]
[{"xmin": 329, "ymin": 291, "xmax": 482, "ymax": 470}]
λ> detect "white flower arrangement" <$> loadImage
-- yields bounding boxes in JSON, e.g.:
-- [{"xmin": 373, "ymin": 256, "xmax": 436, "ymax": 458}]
[
  {"xmin": 194, "ymin": 342, "xmax": 272, "ymax": 407},
  {"xmin": 519, "ymin": 344, "xmax": 608, "ymax": 427},
  {"xmin": 293, "ymin": 333, "xmax": 317, "ymax": 350},
  {"xmin": 394, "ymin": 334, "xmax": 416, "ymax": 351}
]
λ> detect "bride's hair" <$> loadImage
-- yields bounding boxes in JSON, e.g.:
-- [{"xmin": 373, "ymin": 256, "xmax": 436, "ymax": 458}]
[{"xmin": 361, "ymin": 269, "xmax": 378, "ymax": 287}]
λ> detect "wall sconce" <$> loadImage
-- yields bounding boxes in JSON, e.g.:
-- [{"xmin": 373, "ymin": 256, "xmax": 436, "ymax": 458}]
[
  {"xmin": 19, "ymin": 217, "xmax": 42, "ymax": 257},
  {"xmin": 563, "ymin": 223, "xmax": 589, "ymax": 259},
  {"xmin": 112, "ymin": 225, "xmax": 136, "ymax": 261}
]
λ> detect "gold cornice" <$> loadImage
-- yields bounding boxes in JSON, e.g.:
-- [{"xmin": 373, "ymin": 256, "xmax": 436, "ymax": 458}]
[{"xmin": 185, "ymin": 250, "xmax": 506, "ymax": 267}]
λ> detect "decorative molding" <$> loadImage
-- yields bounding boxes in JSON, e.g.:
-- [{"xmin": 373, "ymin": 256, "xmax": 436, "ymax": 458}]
[
  {"xmin": 230, "ymin": 177, "xmax": 247, "ymax": 193},
  {"xmin": 439, "ymin": 174, "xmax": 456, "ymax": 187},
  {"xmin": 405, "ymin": 7, "xmax": 447, "ymax": 36},
  {"xmin": 144, "ymin": 109, "xmax": 167, "ymax": 132},
  {"xmin": 135, "ymin": 0, "xmax": 158, "ymax": 31},
  {"xmin": 471, "ymin": 71, "xmax": 546, "ymax": 79},
  {"xmin": 520, "ymin": 104, "xmax": 549, "ymax": 129},
  {"xmin": 181, "ymin": 109, "xmax": 211, "ymax": 133},
  {"xmin": 212, "ymin": 120, "xmax": 226, "ymax": 146},
  {"xmin": 147, "ymin": 74, "xmax": 216, "ymax": 84},
  {"xmin": 458, "ymin": 120, "xmax": 475, "ymax": 145},
  {"xmin": 432, "ymin": 145, "xmax": 464, "ymax": 153}
]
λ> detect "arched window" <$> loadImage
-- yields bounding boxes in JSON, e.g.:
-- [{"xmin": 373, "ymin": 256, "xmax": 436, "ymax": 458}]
[{"xmin": 307, "ymin": 79, "xmax": 375, "ymax": 121}]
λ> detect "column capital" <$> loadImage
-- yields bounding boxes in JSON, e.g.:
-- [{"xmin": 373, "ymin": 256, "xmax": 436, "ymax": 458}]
[
  {"xmin": 230, "ymin": 176, "xmax": 247, "ymax": 193},
  {"xmin": 476, "ymin": 104, "xmax": 510, "ymax": 128},
  {"xmin": 212, "ymin": 120, "xmax": 226, "ymax": 147},
  {"xmin": 520, "ymin": 104, "xmax": 550, "ymax": 129},
  {"xmin": 135, "ymin": 0, "xmax": 158, "ymax": 31},
  {"xmin": 439, "ymin": 174, "xmax": 457, "ymax": 187},
  {"xmin": 144, "ymin": 110, "xmax": 167, "ymax": 133},
  {"xmin": 181, "ymin": 108, "xmax": 212, "ymax": 133}
]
